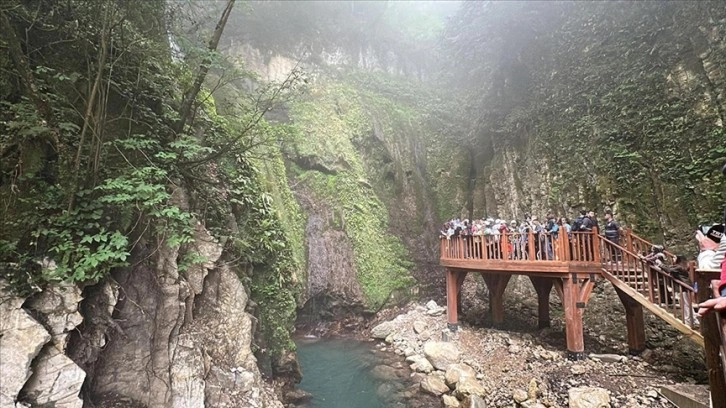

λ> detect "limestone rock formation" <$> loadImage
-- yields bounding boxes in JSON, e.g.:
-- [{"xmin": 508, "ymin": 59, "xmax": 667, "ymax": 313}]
[
  {"xmin": 0, "ymin": 283, "xmax": 52, "ymax": 407},
  {"xmin": 0, "ymin": 281, "xmax": 86, "ymax": 408},
  {"xmin": 20, "ymin": 344, "xmax": 85, "ymax": 408},
  {"xmin": 87, "ymin": 223, "xmax": 284, "ymax": 407}
]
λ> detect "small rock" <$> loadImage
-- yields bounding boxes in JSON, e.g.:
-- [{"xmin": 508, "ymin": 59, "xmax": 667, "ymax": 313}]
[
  {"xmin": 461, "ymin": 394, "xmax": 487, "ymax": 408},
  {"xmin": 527, "ymin": 379, "xmax": 539, "ymax": 400},
  {"xmin": 588, "ymin": 353, "xmax": 626, "ymax": 363},
  {"xmin": 443, "ymin": 394, "xmax": 461, "ymax": 407},
  {"xmin": 421, "ymin": 375, "xmax": 450, "ymax": 396},
  {"xmin": 413, "ymin": 320, "xmax": 428, "ymax": 334},
  {"xmin": 513, "ymin": 388, "xmax": 529, "ymax": 403},
  {"xmin": 570, "ymin": 365, "xmax": 587, "ymax": 375},
  {"xmin": 645, "ymin": 390, "xmax": 658, "ymax": 399},
  {"xmin": 427, "ymin": 308, "xmax": 445, "ymax": 316},
  {"xmin": 371, "ymin": 321, "xmax": 398, "ymax": 339},
  {"xmin": 509, "ymin": 345, "xmax": 521, "ymax": 354},
  {"xmin": 426, "ymin": 300, "xmax": 439, "ymax": 310},
  {"xmin": 568, "ymin": 386, "xmax": 610, "ymax": 408}
]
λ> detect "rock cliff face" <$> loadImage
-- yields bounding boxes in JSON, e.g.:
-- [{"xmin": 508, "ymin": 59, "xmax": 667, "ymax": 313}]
[
  {"xmin": 82, "ymin": 224, "xmax": 283, "ymax": 407},
  {"xmin": 441, "ymin": 1, "xmax": 726, "ymax": 250},
  {"xmin": 0, "ymin": 222, "xmax": 284, "ymax": 407},
  {"xmin": 0, "ymin": 280, "xmax": 84, "ymax": 407}
]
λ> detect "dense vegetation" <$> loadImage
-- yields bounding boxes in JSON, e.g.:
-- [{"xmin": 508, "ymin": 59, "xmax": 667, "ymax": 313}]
[{"xmin": 0, "ymin": 0, "xmax": 303, "ymax": 365}]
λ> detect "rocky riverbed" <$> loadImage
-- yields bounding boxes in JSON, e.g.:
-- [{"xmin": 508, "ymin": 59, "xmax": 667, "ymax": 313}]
[{"xmin": 364, "ymin": 296, "xmax": 700, "ymax": 408}]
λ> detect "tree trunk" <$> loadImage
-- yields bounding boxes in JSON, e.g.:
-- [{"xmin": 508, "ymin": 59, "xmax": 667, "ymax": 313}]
[{"xmin": 175, "ymin": 0, "xmax": 236, "ymax": 135}]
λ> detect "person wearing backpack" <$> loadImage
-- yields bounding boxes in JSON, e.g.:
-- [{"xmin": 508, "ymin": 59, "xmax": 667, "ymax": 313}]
[{"xmin": 571, "ymin": 210, "xmax": 586, "ymax": 232}]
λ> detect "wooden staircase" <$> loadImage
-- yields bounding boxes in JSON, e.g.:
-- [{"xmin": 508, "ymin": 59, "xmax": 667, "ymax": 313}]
[{"xmin": 597, "ymin": 234, "xmax": 703, "ymax": 346}]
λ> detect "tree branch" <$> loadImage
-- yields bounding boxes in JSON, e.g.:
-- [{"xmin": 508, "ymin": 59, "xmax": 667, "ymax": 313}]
[
  {"xmin": 0, "ymin": 8, "xmax": 60, "ymax": 149},
  {"xmin": 174, "ymin": 0, "xmax": 236, "ymax": 135}
]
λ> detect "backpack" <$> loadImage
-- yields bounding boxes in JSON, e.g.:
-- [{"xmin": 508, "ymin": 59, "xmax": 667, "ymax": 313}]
[{"xmin": 571, "ymin": 216, "xmax": 584, "ymax": 232}]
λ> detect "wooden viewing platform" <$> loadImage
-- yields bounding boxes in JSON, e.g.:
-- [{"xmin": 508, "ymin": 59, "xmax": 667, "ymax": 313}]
[{"xmin": 440, "ymin": 227, "xmax": 726, "ymax": 404}]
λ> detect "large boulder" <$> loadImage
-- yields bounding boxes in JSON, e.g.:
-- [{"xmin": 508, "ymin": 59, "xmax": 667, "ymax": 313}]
[
  {"xmin": 0, "ymin": 282, "xmax": 52, "ymax": 407},
  {"xmin": 445, "ymin": 363, "xmax": 476, "ymax": 388},
  {"xmin": 568, "ymin": 386, "xmax": 611, "ymax": 408},
  {"xmin": 420, "ymin": 376, "xmax": 450, "ymax": 396},
  {"xmin": 423, "ymin": 342, "xmax": 460, "ymax": 371},
  {"xmin": 455, "ymin": 378, "xmax": 488, "ymax": 400},
  {"xmin": 371, "ymin": 320, "xmax": 398, "ymax": 339},
  {"xmin": 406, "ymin": 355, "xmax": 434, "ymax": 373}
]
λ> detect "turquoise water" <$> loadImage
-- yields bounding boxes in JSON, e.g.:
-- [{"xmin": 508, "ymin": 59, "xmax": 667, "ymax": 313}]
[{"xmin": 296, "ymin": 338, "xmax": 387, "ymax": 408}]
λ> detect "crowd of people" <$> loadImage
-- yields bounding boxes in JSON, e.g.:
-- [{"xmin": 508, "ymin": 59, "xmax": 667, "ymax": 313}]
[{"xmin": 438, "ymin": 210, "xmax": 621, "ymax": 261}]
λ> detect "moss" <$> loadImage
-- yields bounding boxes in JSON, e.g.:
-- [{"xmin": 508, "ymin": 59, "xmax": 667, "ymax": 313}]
[{"xmin": 286, "ymin": 77, "xmax": 425, "ymax": 309}]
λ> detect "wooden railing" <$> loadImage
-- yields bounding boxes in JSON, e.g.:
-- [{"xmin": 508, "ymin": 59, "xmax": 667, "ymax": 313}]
[
  {"xmin": 598, "ymin": 235, "xmax": 698, "ymax": 329},
  {"xmin": 621, "ymin": 229, "xmax": 675, "ymax": 259},
  {"xmin": 440, "ymin": 228, "xmax": 600, "ymax": 263}
]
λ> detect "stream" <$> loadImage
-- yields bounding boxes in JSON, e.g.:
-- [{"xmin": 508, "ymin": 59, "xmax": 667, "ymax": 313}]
[{"xmin": 295, "ymin": 337, "xmax": 438, "ymax": 408}]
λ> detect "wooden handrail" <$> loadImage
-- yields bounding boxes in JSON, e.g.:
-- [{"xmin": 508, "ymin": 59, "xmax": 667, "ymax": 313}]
[
  {"xmin": 597, "ymin": 235, "xmax": 698, "ymax": 329},
  {"xmin": 625, "ymin": 229, "xmax": 675, "ymax": 259}
]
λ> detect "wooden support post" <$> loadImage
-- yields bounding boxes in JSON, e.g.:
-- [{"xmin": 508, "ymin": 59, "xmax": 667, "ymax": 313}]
[
  {"xmin": 481, "ymin": 273, "xmax": 511, "ymax": 328},
  {"xmin": 696, "ymin": 273, "xmax": 726, "ymax": 407},
  {"xmin": 555, "ymin": 275, "xmax": 593, "ymax": 360},
  {"xmin": 528, "ymin": 230, "xmax": 535, "ymax": 261},
  {"xmin": 614, "ymin": 287, "xmax": 646, "ymax": 355},
  {"xmin": 592, "ymin": 227, "xmax": 600, "ymax": 263},
  {"xmin": 529, "ymin": 276, "xmax": 554, "ymax": 329},
  {"xmin": 446, "ymin": 269, "xmax": 461, "ymax": 331},
  {"xmin": 625, "ymin": 228, "xmax": 633, "ymax": 254}
]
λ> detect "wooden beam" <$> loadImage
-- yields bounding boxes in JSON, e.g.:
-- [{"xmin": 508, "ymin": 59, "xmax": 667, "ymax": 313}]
[
  {"xmin": 446, "ymin": 269, "xmax": 466, "ymax": 331},
  {"xmin": 529, "ymin": 277, "xmax": 554, "ymax": 328},
  {"xmin": 440, "ymin": 258, "xmax": 601, "ymax": 274},
  {"xmin": 555, "ymin": 276, "xmax": 587, "ymax": 360},
  {"xmin": 614, "ymin": 286, "xmax": 646, "ymax": 355},
  {"xmin": 481, "ymin": 273, "xmax": 511, "ymax": 327}
]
